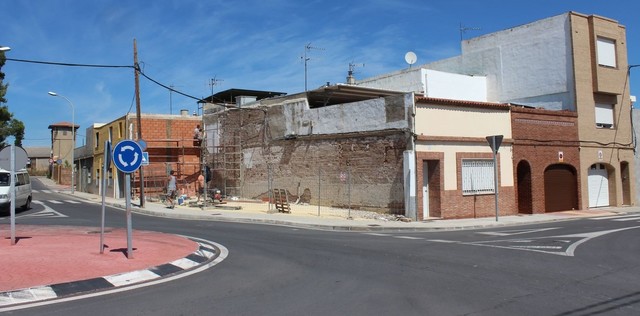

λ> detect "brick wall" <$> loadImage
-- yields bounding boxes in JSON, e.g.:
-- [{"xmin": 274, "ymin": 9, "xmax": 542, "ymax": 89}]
[
  {"xmin": 206, "ymin": 107, "xmax": 408, "ymax": 213},
  {"xmin": 511, "ymin": 107, "xmax": 581, "ymax": 212}
]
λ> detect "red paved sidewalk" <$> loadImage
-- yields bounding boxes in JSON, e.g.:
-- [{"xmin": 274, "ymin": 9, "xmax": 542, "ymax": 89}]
[{"xmin": 0, "ymin": 225, "xmax": 198, "ymax": 292}]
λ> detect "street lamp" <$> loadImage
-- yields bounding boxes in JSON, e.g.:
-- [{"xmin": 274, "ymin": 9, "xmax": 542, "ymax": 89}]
[
  {"xmin": 48, "ymin": 91, "xmax": 75, "ymax": 194},
  {"xmin": 0, "ymin": 46, "xmax": 10, "ymax": 52}
]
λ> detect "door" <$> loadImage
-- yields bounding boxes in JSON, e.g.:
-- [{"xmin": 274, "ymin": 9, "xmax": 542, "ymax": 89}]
[
  {"xmin": 422, "ymin": 161, "xmax": 429, "ymax": 218},
  {"xmin": 588, "ymin": 163, "xmax": 609, "ymax": 207},
  {"xmin": 544, "ymin": 164, "xmax": 578, "ymax": 212}
]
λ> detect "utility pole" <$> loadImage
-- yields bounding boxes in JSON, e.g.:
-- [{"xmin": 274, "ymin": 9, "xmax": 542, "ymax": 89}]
[{"xmin": 134, "ymin": 39, "xmax": 145, "ymax": 208}]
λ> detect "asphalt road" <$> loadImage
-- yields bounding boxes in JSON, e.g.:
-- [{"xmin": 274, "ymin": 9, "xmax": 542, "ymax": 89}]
[{"xmin": 3, "ymin": 178, "xmax": 640, "ymax": 315}]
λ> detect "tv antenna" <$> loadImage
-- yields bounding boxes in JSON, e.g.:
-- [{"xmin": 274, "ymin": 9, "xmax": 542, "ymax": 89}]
[
  {"xmin": 302, "ymin": 42, "xmax": 325, "ymax": 91},
  {"xmin": 347, "ymin": 62, "xmax": 365, "ymax": 84},
  {"xmin": 404, "ymin": 51, "xmax": 417, "ymax": 68},
  {"xmin": 459, "ymin": 23, "xmax": 481, "ymax": 41},
  {"xmin": 208, "ymin": 76, "xmax": 223, "ymax": 94},
  {"xmin": 168, "ymin": 84, "xmax": 183, "ymax": 115}
]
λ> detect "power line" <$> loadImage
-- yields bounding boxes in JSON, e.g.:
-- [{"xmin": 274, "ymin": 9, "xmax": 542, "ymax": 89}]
[
  {"xmin": 5, "ymin": 56, "xmax": 208, "ymax": 102},
  {"xmin": 5, "ymin": 57, "xmax": 133, "ymax": 69}
]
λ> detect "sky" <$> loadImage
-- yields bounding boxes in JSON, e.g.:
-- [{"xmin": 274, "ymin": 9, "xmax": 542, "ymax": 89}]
[{"xmin": 2, "ymin": 0, "xmax": 640, "ymax": 148}]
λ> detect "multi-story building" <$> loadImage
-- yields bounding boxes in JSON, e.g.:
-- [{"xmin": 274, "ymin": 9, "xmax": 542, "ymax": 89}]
[
  {"xmin": 48, "ymin": 121, "xmax": 78, "ymax": 185},
  {"xmin": 359, "ymin": 11, "xmax": 635, "ymax": 212}
]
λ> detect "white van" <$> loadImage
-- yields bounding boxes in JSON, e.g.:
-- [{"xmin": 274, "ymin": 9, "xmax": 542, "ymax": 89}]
[{"xmin": 0, "ymin": 168, "xmax": 32, "ymax": 211}]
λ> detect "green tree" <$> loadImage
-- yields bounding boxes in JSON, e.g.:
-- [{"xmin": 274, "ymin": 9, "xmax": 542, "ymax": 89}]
[{"xmin": 0, "ymin": 50, "xmax": 25, "ymax": 147}]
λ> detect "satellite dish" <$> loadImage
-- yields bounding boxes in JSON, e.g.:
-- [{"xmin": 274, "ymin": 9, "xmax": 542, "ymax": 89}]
[{"xmin": 405, "ymin": 51, "xmax": 417, "ymax": 66}]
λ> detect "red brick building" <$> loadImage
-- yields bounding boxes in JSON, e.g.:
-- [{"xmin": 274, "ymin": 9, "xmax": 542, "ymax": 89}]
[{"xmin": 511, "ymin": 106, "xmax": 581, "ymax": 213}]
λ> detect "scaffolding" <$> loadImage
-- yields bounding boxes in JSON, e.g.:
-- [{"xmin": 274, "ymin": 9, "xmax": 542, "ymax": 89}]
[
  {"xmin": 207, "ymin": 123, "xmax": 242, "ymax": 198},
  {"xmin": 131, "ymin": 137, "xmax": 201, "ymax": 200}
]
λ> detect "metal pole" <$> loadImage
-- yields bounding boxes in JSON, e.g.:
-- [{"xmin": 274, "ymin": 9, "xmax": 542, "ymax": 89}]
[
  {"xmin": 492, "ymin": 139, "xmax": 499, "ymax": 222},
  {"xmin": 10, "ymin": 145, "xmax": 15, "ymax": 245},
  {"xmin": 125, "ymin": 172, "xmax": 133, "ymax": 259},
  {"xmin": 100, "ymin": 143, "xmax": 108, "ymax": 254},
  {"xmin": 347, "ymin": 167, "xmax": 352, "ymax": 220},
  {"xmin": 317, "ymin": 166, "xmax": 320, "ymax": 217}
]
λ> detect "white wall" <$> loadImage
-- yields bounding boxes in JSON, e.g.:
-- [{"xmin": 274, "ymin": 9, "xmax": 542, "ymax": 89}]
[
  {"xmin": 427, "ymin": 13, "xmax": 575, "ymax": 110},
  {"xmin": 280, "ymin": 94, "xmax": 412, "ymax": 137},
  {"xmin": 424, "ymin": 69, "xmax": 487, "ymax": 102}
]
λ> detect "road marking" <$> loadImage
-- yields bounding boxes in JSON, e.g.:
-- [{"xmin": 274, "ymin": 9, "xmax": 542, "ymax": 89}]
[
  {"xmin": 427, "ymin": 239, "xmax": 459, "ymax": 243},
  {"xmin": 589, "ymin": 214, "xmax": 640, "ymax": 220},
  {"xmin": 24, "ymin": 201, "xmax": 68, "ymax": 218},
  {"xmin": 363, "ymin": 233, "xmax": 391, "ymax": 237},
  {"xmin": 612, "ymin": 216, "xmax": 640, "ymax": 222},
  {"xmin": 48, "ymin": 200, "xmax": 63, "ymax": 204},
  {"xmin": 469, "ymin": 226, "xmax": 640, "ymax": 256},
  {"xmin": 393, "ymin": 236, "xmax": 424, "ymax": 240},
  {"xmin": 65, "ymin": 200, "xmax": 81, "ymax": 204},
  {"xmin": 477, "ymin": 227, "xmax": 560, "ymax": 236}
]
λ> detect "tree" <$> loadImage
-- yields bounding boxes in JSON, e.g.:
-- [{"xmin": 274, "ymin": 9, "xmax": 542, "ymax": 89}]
[{"xmin": 0, "ymin": 50, "xmax": 25, "ymax": 147}]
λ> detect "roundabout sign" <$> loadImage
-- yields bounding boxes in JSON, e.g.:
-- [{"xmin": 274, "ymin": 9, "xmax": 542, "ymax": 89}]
[{"xmin": 112, "ymin": 140, "xmax": 143, "ymax": 173}]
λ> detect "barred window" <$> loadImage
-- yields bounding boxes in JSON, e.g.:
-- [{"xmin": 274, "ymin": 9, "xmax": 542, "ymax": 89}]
[{"xmin": 462, "ymin": 159, "xmax": 495, "ymax": 195}]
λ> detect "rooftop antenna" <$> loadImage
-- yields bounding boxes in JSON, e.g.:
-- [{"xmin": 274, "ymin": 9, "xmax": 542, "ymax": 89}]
[
  {"xmin": 302, "ymin": 42, "xmax": 325, "ymax": 91},
  {"xmin": 208, "ymin": 76, "xmax": 223, "ymax": 100},
  {"xmin": 168, "ymin": 84, "xmax": 183, "ymax": 115},
  {"xmin": 405, "ymin": 51, "xmax": 417, "ymax": 68},
  {"xmin": 460, "ymin": 22, "xmax": 481, "ymax": 41},
  {"xmin": 347, "ymin": 62, "xmax": 365, "ymax": 85}
]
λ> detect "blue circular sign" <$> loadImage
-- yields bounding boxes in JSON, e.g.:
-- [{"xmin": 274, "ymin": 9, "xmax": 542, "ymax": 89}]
[{"xmin": 112, "ymin": 140, "xmax": 143, "ymax": 173}]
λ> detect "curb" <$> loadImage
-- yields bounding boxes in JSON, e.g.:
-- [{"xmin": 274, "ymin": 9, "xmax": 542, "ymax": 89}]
[{"xmin": 0, "ymin": 237, "xmax": 225, "ymax": 311}]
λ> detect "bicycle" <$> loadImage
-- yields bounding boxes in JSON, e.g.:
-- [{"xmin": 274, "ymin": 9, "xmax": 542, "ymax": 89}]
[{"xmin": 160, "ymin": 191, "xmax": 177, "ymax": 209}]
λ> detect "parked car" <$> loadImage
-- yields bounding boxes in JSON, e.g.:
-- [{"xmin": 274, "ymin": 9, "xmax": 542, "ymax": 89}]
[{"xmin": 0, "ymin": 168, "xmax": 32, "ymax": 211}]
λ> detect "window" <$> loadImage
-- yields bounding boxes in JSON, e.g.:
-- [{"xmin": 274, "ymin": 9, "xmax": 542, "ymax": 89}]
[
  {"xmin": 462, "ymin": 159, "xmax": 495, "ymax": 195},
  {"xmin": 95, "ymin": 132, "xmax": 100, "ymax": 148},
  {"xmin": 109, "ymin": 126, "xmax": 113, "ymax": 142},
  {"xmin": 595, "ymin": 103, "xmax": 614, "ymax": 128},
  {"xmin": 597, "ymin": 37, "xmax": 616, "ymax": 68}
]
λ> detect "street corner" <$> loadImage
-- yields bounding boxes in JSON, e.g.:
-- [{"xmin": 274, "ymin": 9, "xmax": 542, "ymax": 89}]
[{"xmin": 0, "ymin": 226, "xmax": 228, "ymax": 310}]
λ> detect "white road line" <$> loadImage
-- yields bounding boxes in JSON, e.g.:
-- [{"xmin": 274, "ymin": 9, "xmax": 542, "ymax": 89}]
[
  {"xmin": 589, "ymin": 214, "xmax": 640, "ymax": 220},
  {"xmin": 362, "ymin": 233, "xmax": 391, "ymax": 237},
  {"xmin": 48, "ymin": 200, "xmax": 63, "ymax": 204},
  {"xmin": 393, "ymin": 236, "xmax": 424, "ymax": 240},
  {"xmin": 427, "ymin": 239, "xmax": 459, "ymax": 243},
  {"xmin": 65, "ymin": 200, "xmax": 81, "ymax": 204},
  {"xmin": 612, "ymin": 216, "xmax": 640, "ymax": 221}
]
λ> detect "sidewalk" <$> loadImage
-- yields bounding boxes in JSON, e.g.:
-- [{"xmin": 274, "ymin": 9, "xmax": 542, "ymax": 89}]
[{"xmin": 43, "ymin": 177, "xmax": 640, "ymax": 232}]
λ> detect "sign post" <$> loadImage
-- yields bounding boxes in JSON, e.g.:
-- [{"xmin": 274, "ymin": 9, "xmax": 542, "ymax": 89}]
[
  {"xmin": 486, "ymin": 135, "xmax": 503, "ymax": 222},
  {"xmin": 0, "ymin": 145, "xmax": 28, "ymax": 245},
  {"xmin": 112, "ymin": 140, "xmax": 143, "ymax": 259},
  {"xmin": 100, "ymin": 141, "xmax": 112, "ymax": 254}
]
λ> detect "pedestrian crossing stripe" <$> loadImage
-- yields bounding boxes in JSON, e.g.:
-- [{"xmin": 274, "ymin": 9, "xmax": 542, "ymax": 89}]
[
  {"xmin": 49, "ymin": 200, "xmax": 63, "ymax": 204},
  {"xmin": 33, "ymin": 190, "xmax": 53, "ymax": 194}
]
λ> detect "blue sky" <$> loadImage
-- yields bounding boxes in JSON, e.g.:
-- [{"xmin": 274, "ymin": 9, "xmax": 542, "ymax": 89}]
[{"xmin": 2, "ymin": 0, "xmax": 640, "ymax": 148}]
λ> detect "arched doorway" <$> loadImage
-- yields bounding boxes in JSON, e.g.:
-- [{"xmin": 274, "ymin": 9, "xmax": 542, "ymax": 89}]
[
  {"xmin": 544, "ymin": 164, "xmax": 578, "ymax": 212},
  {"xmin": 588, "ymin": 163, "xmax": 610, "ymax": 208},
  {"xmin": 621, "ymin": 161, "xmax": 631, "ymax": 206},
  {"xmin": 517, "ymin": 160, "xmax": 532, "ymax": 214}
]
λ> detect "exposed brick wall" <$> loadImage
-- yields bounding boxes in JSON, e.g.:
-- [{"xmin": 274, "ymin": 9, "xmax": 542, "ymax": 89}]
[
  {"xmin": 130, "ymin": 116, "xmax": 202, "ymax": 198},
  {"xmin": 511, "ymin": 107, "xmax": 581, "ymax": 212},
  {"xmin": 205, "ymin": 107, "xmax": 408, "ymax": 213}
]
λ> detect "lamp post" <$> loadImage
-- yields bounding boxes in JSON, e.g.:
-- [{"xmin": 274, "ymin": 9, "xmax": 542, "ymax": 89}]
[
  {"xmin": 48, "ymin": 91, "xmax": 75, "ymax": 194},
  {"xmin": 0, "ymin": 46, "xmax": 10, "ymax": 52}
]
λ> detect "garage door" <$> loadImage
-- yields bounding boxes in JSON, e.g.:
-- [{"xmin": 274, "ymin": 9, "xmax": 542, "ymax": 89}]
[
  {"xmin": 588, "ymin": 164, "xmax": 609, "ymax": 208},
  {"xmin": 544, "ymin": 164, "xmax": 578, "ymax": 212}
]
